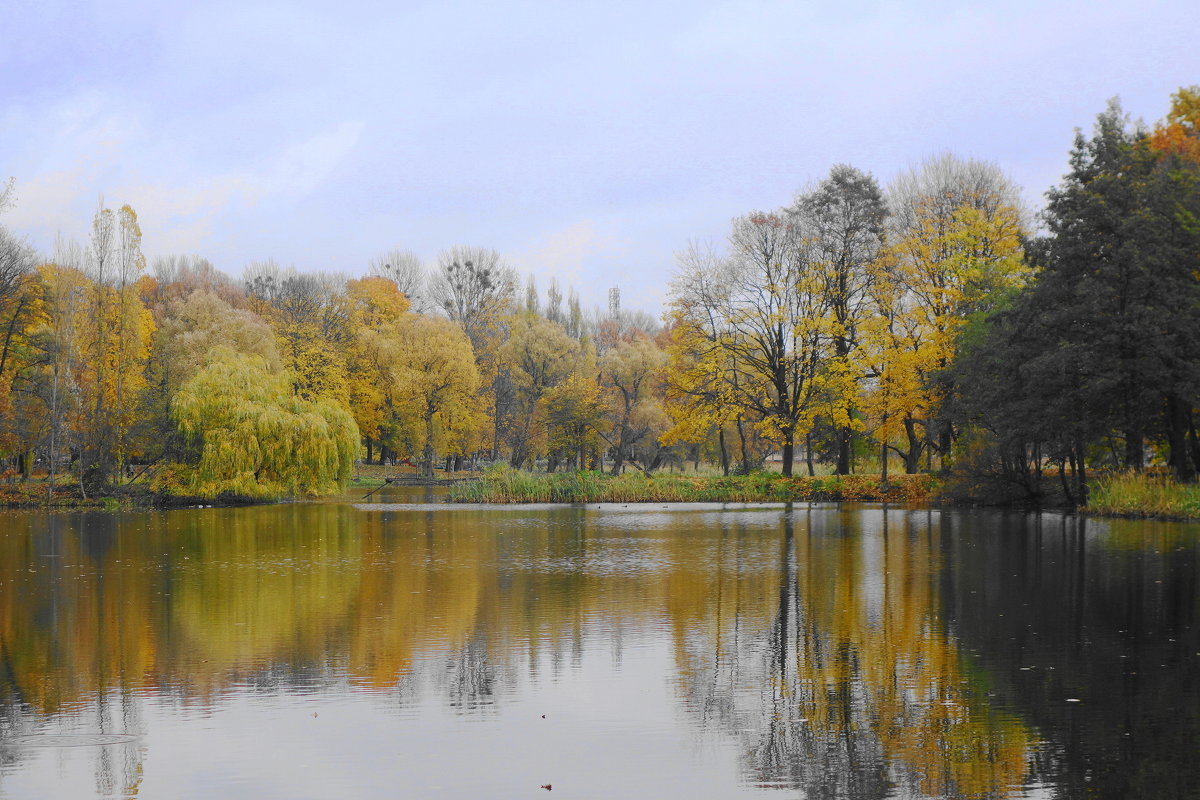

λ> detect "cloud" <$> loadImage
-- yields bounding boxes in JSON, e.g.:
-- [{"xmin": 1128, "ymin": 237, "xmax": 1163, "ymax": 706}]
[
  {"xmin": 516, "ymin": 220, "xmax": 622, "ymax": 290},
  {"xmin": 2, "ymin": 88, "xmax": 364, "ymax": 260}
]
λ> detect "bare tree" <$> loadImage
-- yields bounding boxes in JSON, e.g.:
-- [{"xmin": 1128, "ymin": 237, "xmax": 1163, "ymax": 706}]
[
  {"xmin": 368, "ymin": 248, "xmax": 426, "ymax": 309},
  {"xmin": 427, "ymin": 246, "xmax": 517, "ymax": 353},
  {"xmin": 887, "ymin": 152, "xmax": 1025, "ymax": 234},
  {"xmin": 151, "ymin": 254, "xmax": 239, "ymax": 308}
]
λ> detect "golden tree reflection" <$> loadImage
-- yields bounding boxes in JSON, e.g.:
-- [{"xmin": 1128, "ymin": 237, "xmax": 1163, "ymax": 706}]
[{"xmin": 0, "ymin": 504, "xmax": 1035, "ymax": 798}]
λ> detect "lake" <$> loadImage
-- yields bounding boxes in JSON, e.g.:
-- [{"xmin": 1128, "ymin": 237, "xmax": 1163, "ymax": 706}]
[{"xmin": 0, "ymin": 488, "xmax": 1196, "ymax": 799}]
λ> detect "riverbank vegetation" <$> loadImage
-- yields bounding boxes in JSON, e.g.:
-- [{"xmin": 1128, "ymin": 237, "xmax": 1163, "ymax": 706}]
[
  {"xmin": 0, "ymin": 87, "xmax": 1195, "ymax": 511},
  {"xmin": 1085, "ymin": 472, "xmax": 1200, "ymax": 520},
  {"xmin": 448, "ymin": 466, "xmax": 936, "ymax": 504}
]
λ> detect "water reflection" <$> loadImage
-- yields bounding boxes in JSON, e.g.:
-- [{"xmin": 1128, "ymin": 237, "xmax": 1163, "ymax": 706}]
[
  {"xmin": 669, "ymin": 509, "xmax": 1031, "ymax": 798},
  {"xmin": 942, "ymin": 512, "xmax": 1200, "ymax": 798},
  {"xmin": 0, "ymin": 498, "xmax": 1194, "ymax": 798}
]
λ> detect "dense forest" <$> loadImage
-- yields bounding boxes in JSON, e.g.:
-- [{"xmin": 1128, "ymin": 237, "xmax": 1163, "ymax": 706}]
[{"xmin": 0, "ymin": 87, "xmax": 1195, "ymax": 502}]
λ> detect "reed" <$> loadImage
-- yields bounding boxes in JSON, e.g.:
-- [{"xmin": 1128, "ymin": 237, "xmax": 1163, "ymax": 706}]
[
  {"xmin": 448, "ymin": 467, "xmax": 936, "ymax": 504},
  {"xmin": 1085, "ymin": 472, "xmax": 1200, "ymax": 519}
]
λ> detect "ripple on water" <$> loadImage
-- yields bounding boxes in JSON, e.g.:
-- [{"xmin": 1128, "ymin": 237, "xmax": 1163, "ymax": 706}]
[{"xmin": 2, "ymin": 733, "xmax": 141, "ymax": 748}]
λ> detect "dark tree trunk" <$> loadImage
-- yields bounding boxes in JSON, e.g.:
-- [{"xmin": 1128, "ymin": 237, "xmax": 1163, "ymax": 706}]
[
  {"xmin": 1188, "ymin": 411, "xmax": 1200, "ymax": 478},
  {"xmin": 835, "ymin": 426, "xmax": 850, "ymax": 475},
  {"xmin": 610, "ymin": 441, "xmax": 624, "ymax": 476},
  {"xmin": 718, "ymin": 428, "xmax": 730, "ymax": 477},
  {"xmin": 1075, "ymin": 438, "xmax": 1088, "ymax": 505},
  {"xmin": 365, "ymin": 438, "xmax": 373, "ymax": 465},
  {"xmin": 736, "ymin": 415, "xmax": 751, "ymax": 475},
  {"xmin": 1059, "ymin": 455, "xmax": 1075, "ymax": 508},
  {"xmin": 805, "ymin": 432, "xmax": 815, "ymax": 476},
  {"xmin": 781, "ymin": 427, "xmax": 795, "ymax": 478},
  {"xmin": 1123, "ymin": 427, "xmax": 1143, "ymax": 471},
  {"xmin": 903, "ymin": 418, "xmax": 922, "ymax": 474},
  {"xmin": 1166, "ymin": 395, "xmax": 1196, "ymax": 482}
]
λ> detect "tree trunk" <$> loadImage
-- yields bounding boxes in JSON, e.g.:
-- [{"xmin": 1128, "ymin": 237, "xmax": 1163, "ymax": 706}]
[
  {"xmin": 1123, "ymin": 426, "xmax": 1143, "ymax": 471},
  {"xmin": 1188, "ymin": 411, "xmax": 1200, "ymax": 478},
  {"xmin": 610, "ymin": 443, "xmax": 624, "ymax": 476},
  {"xmin": 781, "ymin": 427, "xmax": 795, "ymax": 478},
  {"xmin": 1059, "ymin": 455, "xmax": 1075, "ymax": 508},
  {"xmin": 806, "ymin": 432, "xmax": 814, "ymax": 476},
  {"xmin": 422, "ymin": 413, "xmax": 435, "ymax": 477},
  {"xmin": 903, "ymin": 417, "xmax": 922, "ymax": 474},
  {"xmin": 365, "ymin": 438, "xmax": 373, "ymax": 465},
  {"xmin": 1166, "ymin": 395, "xmax": 1195, "ymax": 482},
  {"xmin": 735, "ymin": 415, "xmax": 751, "ymax": 475},
  {"xmin": 1075, "ymin": 438, "xmax": 1088, "ymax": 506},
  {"xmin": 835, "ymin": 424, "xmax": 850, "ymax": 475},
  {"xmin": 938, "ymin": 424, "xmax": 952, "ymax": 469},
  {"xmin": 718, "ymin": 428, "xmax": 730, "ymax": 477},
  {"xmin": 880, "ymin": 439, "xmax": 888, "ymax": 483}
]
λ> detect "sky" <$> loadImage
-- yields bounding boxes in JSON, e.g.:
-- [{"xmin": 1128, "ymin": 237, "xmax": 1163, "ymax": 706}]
[{"xmin": 1, "ymin": 0, "xmax": 1197, "ymax": 313}]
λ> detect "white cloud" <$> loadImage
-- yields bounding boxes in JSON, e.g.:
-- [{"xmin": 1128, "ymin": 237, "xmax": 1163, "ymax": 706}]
[
  {"xmin": 516, "ymin": 220, "xmax": 622, "ymax": 291},
  {"xmin": 2, "ymin": 86, "xmax": 364, "ymax": 259}
]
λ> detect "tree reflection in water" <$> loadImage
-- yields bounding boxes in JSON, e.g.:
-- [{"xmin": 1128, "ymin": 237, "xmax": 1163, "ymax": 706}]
[
  {"xmin": 0, "ymin": 502, "xmax": 1194, "ymax": 798},
  {"xmin": 667, "ymin": 508, "xmax": 1031, "ymax": 799}
]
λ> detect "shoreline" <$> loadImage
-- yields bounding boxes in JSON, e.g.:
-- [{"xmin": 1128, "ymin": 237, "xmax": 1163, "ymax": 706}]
[{"xmin": 3, "ymin": 470, "xmax": 1197, "ymax": 522}]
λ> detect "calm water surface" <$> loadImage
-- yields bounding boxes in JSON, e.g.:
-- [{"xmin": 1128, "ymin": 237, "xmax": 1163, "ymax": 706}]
[{"xmin": 0, "ymin": 488, "xmax": 1196, "ymax": 799}]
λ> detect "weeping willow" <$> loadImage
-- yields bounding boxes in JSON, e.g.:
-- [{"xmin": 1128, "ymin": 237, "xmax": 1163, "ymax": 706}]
[{"xmin": 166, "ymin": 347, "xmax": 359, "ymax": 499}]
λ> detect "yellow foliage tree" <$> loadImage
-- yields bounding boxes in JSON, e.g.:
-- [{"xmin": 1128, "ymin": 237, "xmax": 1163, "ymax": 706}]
[
  {"xmin": 344, "ymin": 276, "xmax": 411, "ymax": 457},
  {"xmin": 386, "ymin": 315, "xmax": 481, "ymax": 475},
  {"xmin": 867, "ymin": 156, "xmax": 1028, "ymax": 472},
  {"xmin": 501, "ymin": 314, "xmax": 581, "ymax": 467},
  {"xmin": 165, "ymin": 347, "xmax": 358, "ymax": 498}
]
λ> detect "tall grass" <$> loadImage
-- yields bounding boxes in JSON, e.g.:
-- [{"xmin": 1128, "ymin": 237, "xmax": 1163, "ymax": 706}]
[
  {"xmin": 1086, "ymin": 472, "xmax": 1200, "ymax": 519},
  {"xmin": 448, "ymin": 466, "xmax": 936, "ymax": 504}
]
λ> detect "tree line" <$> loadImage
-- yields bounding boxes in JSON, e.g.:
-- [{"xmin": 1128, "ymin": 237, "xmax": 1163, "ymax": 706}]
[
  {"xmin": 0, "ymin": 202, "xmax": 677, "ymax": 496},
  {"xmin": 668, "ymin": 86, "xmax": 1200, "ymax": 499},
  {"xmin": 0, "ymin": 86, "xmax": 1194, "ymax": 499}
]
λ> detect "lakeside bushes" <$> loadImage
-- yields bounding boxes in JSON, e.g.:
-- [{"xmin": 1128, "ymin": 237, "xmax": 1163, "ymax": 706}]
[
  {"xmin": 1085, "ymin": 472, "xmax": 1200, "ymax": 519},
  {"xmin": 448, "ymin": 467, "xmax": 937, "ymax": 504}
]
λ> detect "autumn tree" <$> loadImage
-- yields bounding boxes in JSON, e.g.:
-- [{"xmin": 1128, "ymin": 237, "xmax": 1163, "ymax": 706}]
[
  {"xmin": 244, "ymin": 261, "xmax": 353, "ymax": 404},
  {"xmin": 501, "ymin": 314, "xmax": 581, "ymax": 468},
  {"xmin": 544, "ymin": 369, "xmax": 607, "ymax": 471},
  {"xmin": 165, "ymin": 347, "xmax": 358, "ymax": 498},
  {"xmin": 791, "ymin": 164, "xmax": 887, "ymax": 474},
  {"xmin": 146, "ymin": 291, "xmax": 280, "ymax": 462},
  {"xmin": 428, "ymin": 246, "xmax": 516, "ymax": 458},
  {"xmin": 76, "ymin": 203, "xmax": 155, "ymax": 488},
  {"xmin": 343, "ymin": 276, "xmax": 411, "ymax": 461},
  {"xmin": 600, "ymin": 336, "xmax": 669, "ymax": 474},
  {"xmin": 387, "ymin": 314, "xmax": 481, "ymax": 476},
  {"xmin": 669, "ymin": 213, "xmax": 832, "ymax": 476},
  {"xmin": 0, "ymin": 222, "xmax": 39, "ymax": 467},
  {"xmin": 870, "ymin": 154, "xmax": 1027, "ymax": 472},
  {"xmin": 663, "ymin": 244, "xmax": 745, "ymax": 475}
]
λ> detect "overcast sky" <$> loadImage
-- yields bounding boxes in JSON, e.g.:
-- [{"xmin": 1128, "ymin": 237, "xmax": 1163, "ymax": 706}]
[{"xmin": 2, "ymin": 0, "xmax": 1196, "ymax": 312}]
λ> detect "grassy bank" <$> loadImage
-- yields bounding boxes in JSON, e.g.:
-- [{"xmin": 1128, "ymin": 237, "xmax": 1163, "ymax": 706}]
[
  {"xmin": 1084, "ymin": 472, "xmax": 1200, "ymax": 519},
  {"xmin": 448, "ymin": 468, "xmax": 937, "ymax": 504}
]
